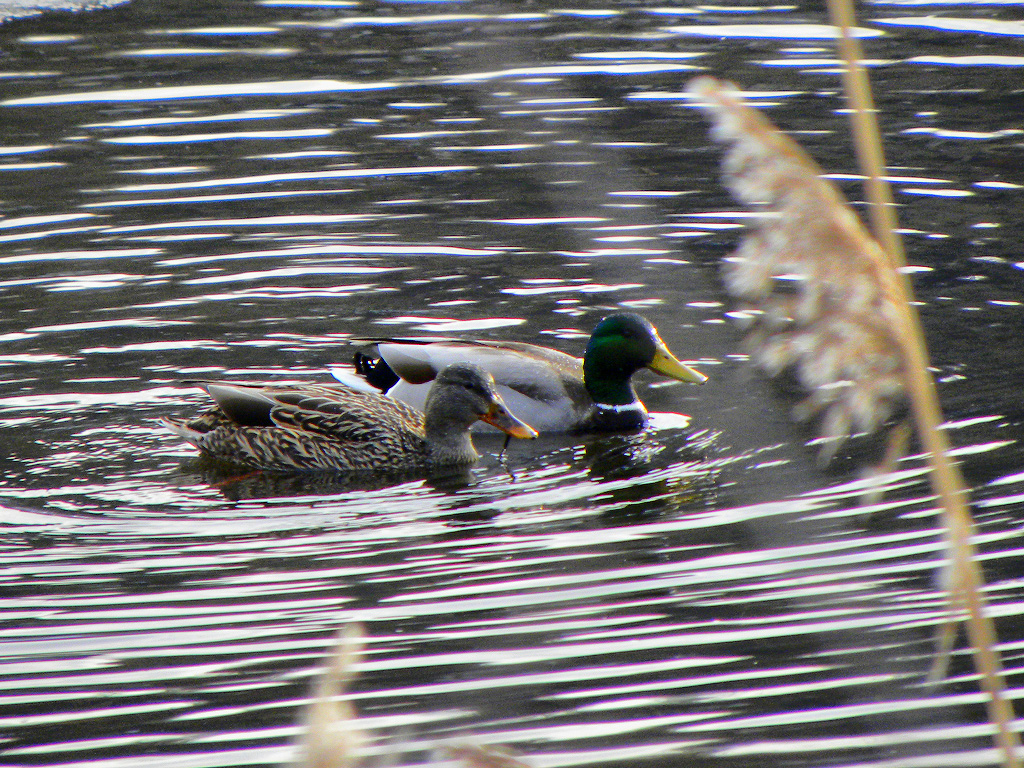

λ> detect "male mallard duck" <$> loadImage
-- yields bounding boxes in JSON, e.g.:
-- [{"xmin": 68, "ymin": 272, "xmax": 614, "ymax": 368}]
[
  {"xmin": 337, "ymin": 313, "xmax": 707, "ymax": 434},
  {"xmin": 160, "ymin": 362, "xmax": 537, "ymax": 471}
]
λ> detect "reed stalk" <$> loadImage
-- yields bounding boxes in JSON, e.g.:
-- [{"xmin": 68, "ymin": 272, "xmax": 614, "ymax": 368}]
[
  {"xmin": 826, "ymin": 2, "xmax": 1021, "ymax": 764},
  {"xmin": 688, "ymin": 9, "xmax": 1019, "ymax": 758}
]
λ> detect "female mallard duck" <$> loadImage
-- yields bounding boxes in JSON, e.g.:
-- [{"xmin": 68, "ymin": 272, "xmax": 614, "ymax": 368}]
[
  {"xmin": 337, "ymin": 313, "xmax": 707, "ymax": 434},
  {"xmin": 160, "ymin": 363, "xmax": 537, "ymax": 471}
]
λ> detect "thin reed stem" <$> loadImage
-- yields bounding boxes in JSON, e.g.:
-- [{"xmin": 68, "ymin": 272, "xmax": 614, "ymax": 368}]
[
  {"xmin": 827, "ymin": 1, "xmax": 905, "ymax": 270},
  {"xmin": 826, "ymin": 1, "xmax": 1021, "ymax": 764}
]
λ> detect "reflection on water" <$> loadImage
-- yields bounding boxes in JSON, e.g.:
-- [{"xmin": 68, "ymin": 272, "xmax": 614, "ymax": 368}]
[{"xmin": 0, "ymin": 0, "xmax": 1023, "ymax": 766}]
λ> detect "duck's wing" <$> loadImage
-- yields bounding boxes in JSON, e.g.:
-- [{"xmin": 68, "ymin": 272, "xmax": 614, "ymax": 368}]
[
  {"xmin": 202, "ymin": 382, "xmax": 423, "ymax": 442},
  {"xmin": 202, "ymin": 384, "xmax": 277, "ymax": 427},
  {"xmin": 349, "ymin": 339, "xmax": 587, "ymax": 404}
]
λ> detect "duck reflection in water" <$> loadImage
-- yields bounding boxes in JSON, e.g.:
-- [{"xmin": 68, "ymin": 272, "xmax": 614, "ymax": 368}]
[
  {"xmin": 184, "ymin": 417, "xmax": 716, "ymax": 525},
  {"xmin": 185, "ymin": 458, "xmax": 482, "ymax": 503},
  {"xmin": 579, "ymin": 422, "xmax": 719, "ymax": 520}
]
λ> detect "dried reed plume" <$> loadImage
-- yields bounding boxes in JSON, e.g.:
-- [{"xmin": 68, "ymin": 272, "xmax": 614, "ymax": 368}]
[
  {"xmin": 687, "ymin": 77, "xmax": 909, "ymax": 462},
  {"xmin": 293, "ymin": 625, "xmax": 532, "ymax": 768},
  {"xmin": 687, "ymin": 74, "xmax": 1020, "ymax": 768},
  {"xmin": 295, "ymin": 625, "xmax": 366, "ymax": 768}
]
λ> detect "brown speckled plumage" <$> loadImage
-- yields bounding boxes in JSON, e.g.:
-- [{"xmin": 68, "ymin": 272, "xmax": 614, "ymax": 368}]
[{"xmin": 160, "ymin": 363, "xmax": 536, "ymax": 472}]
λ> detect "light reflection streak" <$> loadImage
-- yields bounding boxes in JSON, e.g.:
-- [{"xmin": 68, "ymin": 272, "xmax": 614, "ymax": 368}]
[
  {"xmin": 903, "ymin": 127, "xmax": 1024, "ymax": 140},
  {"xmin": 26, "ymin": 318, "xmax": 188, "ymax": 334},
  {"xmin": 374, "ymin": 317, "xmax": 525, "ymax": 332},
  {"xmin": 909, "ymin": 55, "xmax": 1024, "ymax": 66},
  {"xmin": 439, "ymin": 62, "xmax": 700, "ymax": 84},
  {"xmin": 110, "ymin": 215, "xmax": 384, "ymax": 235},
  {"xmin": 0, "ymin": 162, "xmax": 64, "ymax": 171},
  {"xmin": 118, "ymin": 166, "xmax": 206, "ymax": 175},
  {"xmin": 875, "ymin": 16, "xmax": 1024, "ymax": 35},
  {"xmin": 666, "ymin": 23, "xmax": 885, "ymax": 38},
  {"xmin": 0, "ymin": 248, "xmax": 161, "ymax": 264},
  {"xmin": 630, "ymin": 89, "xmax": 800, "ymax": 104},
  {"xmin": 0, "ymin": 144, "xmax": 52, "ymax": 155},
  {"xmin": 574, "ymin": 51, "xmax": 704, "ymax": 61},
  {"xmin": 282, "ymin": 13, "xmax": 546, "ymax": 29},
  {"xmin": 0, "ymin": 386, "xmax": 205, "ymax": 411},
  {"xmin": 0, "ymin": 213, "xmax": 95, "ymax": 228},
  {"xmin": 2, "ymin": 79, "xmax": 398, "ymax": 106},
  {"xmin": 85, "ymin": 108, "xmax": 316, "ymax": 129},
  {"xmin": 115, "ymin": 47, "xmax": 299, "ymax": 57},
  {"xmin": 146, "ymin": 26, "xmax": 282, "ymax": 35},
  {"xmin": 260, "ymin": 0, "xmax": 359, "ymax": 6},
  {"xmin": 181, "ymin": 266, "xmax": 405, "ymax": 285},
  {"xmin": 0, "ymin": 226, "xmax": 106, "ymax": 243},
  {"xmin": 156, "ymin": 243, "xmax": 504, "ymax": 266},
  {"xmin": 501, "ymin": 283, "xmax": 644, "ymax": 296},
  {"xmin": 83, "ymin": 189, "xmax": 353, "ymax": 208},
  {"xmin": 106, "ymin": 164, "xmax": 476, "ymax": 193},
  {"xmin": 101, "ymin": 128, "xmax": 335, "ymax": 144}
]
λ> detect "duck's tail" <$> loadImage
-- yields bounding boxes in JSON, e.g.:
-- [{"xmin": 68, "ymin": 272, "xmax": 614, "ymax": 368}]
[
  {"xmin": 155, "ymin": 417, "xmax": 202, "ymax": 447},
  {"xmin": 352, "ymin": 345, "xmax": 400, "ymax": 392}
]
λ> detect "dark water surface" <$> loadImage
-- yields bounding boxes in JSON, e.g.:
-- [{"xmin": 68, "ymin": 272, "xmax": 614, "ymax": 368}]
[{"xmin": 1, "ymin": 1, "xmax": 1024, "ymax": 766}]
